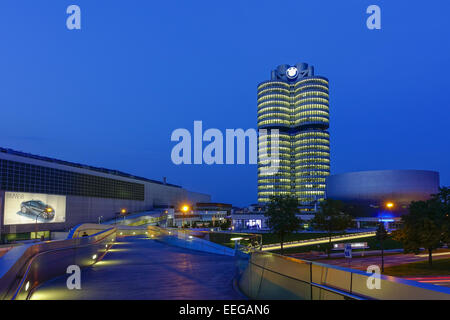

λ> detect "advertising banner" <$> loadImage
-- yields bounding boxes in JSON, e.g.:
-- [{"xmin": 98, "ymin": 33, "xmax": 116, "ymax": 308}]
[{"xmin": 3, "ymin": 192, "xmax": 66, "ymax": 225}]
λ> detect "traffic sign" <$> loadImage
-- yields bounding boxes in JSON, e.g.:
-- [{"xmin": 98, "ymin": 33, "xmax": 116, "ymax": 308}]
[{"xmin": 344, "ymin": 243, "xmax": 352, "ymax": 259}]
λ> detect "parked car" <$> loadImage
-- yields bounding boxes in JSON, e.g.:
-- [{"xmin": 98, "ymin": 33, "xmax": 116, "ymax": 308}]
[{"xmin": 20, "ymin": 200, "xmax": 55, "ymax": 220}]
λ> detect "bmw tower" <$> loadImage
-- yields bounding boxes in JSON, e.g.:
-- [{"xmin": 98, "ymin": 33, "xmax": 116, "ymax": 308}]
[{"xmin": 257, "ymin": 63, "xmax": 330, "ymax": 212}]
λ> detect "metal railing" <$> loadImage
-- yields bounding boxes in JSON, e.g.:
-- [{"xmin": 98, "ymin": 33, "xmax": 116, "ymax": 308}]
[
  {"xmin": 101, "ymin": 211, "xmax": 168, "ymax": 227},
  {"xmin": 236, "ymin": 250, "xmax": 450, "ymax": 300},
  {"xmin": 0, "ymin": 226, "xmax": 115, "ymax": 300},
  {"xmin": 146, "ymin": 227, "xmax": 261, "ymax": 256},
  {"xmin": 0, "ymin": 223, "xmax": 150, "ymax": 300},
  {"xmin": 261, "ymin": 231, "xmax": 377, "ymax": 251},
  {"xmin": 183, "ymin": 229, "xmax": 262, "ymax": 250}
]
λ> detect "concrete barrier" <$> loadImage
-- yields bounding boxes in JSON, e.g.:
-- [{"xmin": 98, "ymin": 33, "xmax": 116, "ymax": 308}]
[
  {"xmin": 261, "ymin": 231, "xmax": 377, "ymax": 251},
  {"xmin": 68, "ymin": 223, "xmax": 149, "ymax": 238},
  {"xmin": 102, "ymin": 211, "xmax": 168, "ymax": 227},
  {"xmin": 238, "ymin": 251, "xmax": 450, "ymax": 300},
  {"xmin": 0, "ymin": 223, "xmax": 149, "ymax": 300},
  {"xmin": 147, "ymin": 226, "xmax": 236, "ymax": 256},
  {"xmin": 0, "ymin": 226, "xmax": 116, "ymax": 300}
]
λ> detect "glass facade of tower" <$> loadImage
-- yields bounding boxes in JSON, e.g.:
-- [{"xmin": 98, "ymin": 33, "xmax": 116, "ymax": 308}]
[{"xmin": 257, "ymin": 63, "xmax": 330, "ymax": 210}]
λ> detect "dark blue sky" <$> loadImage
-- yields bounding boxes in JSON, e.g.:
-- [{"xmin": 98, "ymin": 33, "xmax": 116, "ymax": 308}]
[{"xmin": 0, "ymin": 1, "xmax": 449, "ymax": 206}]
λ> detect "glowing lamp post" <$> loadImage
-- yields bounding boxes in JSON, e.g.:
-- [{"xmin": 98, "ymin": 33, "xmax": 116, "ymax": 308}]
[
  {"xmin": 375, "ymin": 201, "xmax": 394, "ymax": 273},
  {"xmin": 121, "ymin": 208, "xmax": 127, "ymax": 221},
  {"xmin": 385, "ymin": 202, "xmax": 394, "ymax": 209},
  {"xmin": 35, "ymin": 215, "xmax": 38, "ymax": 240},
  {"xmin": 115, "ymin": 208, "xmax": 127, "ymax": 225},
  {"xmin": 181, "ymin": 205, "xmax": 190, "ymax": 228}
]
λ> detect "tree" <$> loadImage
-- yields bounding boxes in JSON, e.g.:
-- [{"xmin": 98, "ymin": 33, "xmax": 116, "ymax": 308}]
[
  {"xmin": 393, "ymin": 197, "xmax": 446, "ymax": 266},
  {"xmin": 432, "ymin": 187, "xmax": 450, "ymax": 245},
  {"xmin": 264, "ymin": 195, "xmax": 302, "ymax": 255},
  {"xmin": 312, "ymin": 199, "xmax": 353, "ymax": 258},
  {"xmin": 376, "ymin": 222, "xmax": 388, "ymax": 272},
  {"xmin": 433, "ymin": 186, "xmax": 450, "ymax": 206},
  {"xmin": 220, "ymin": 219, "xmax": 231, "ymax": 230}
]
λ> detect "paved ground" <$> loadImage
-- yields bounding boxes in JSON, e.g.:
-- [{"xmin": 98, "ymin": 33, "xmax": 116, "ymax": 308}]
[
  {"xmin": 30, "ymin": 236, "xmax": 243, "ymax": 300},
  {"xmin": 403, "ymin": 276, "xmax": 450, "ymax": 288}
]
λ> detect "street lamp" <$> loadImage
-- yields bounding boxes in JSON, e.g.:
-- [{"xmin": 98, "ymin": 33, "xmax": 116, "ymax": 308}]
[
  {"xmin": 35, "ymin": 214, "xmax": 39, "ymax": 240},
  {"xmin": 181, "ymin": 204, "xmax": 191, "ymax": 227},
  {"xmin": 385, "ymin": 202, "xmax": 394, "ymax": 209},
  {"xmin": 376, "ymin": 221, "xmax": 388, "ymax": 273},
  {"xmin": 181, "ymin": 205, "xmax": 190, "ymax": 228},
  {"xmin": 375, "ymin": 201, "xmax": 394, "ymax": 273},
  {"xmin": 115, "ymin": 208, "xmax": 127, "ymax": 225},
  {"xmin": 121, "ymin": 208, "xmax": 127, "ymax": 222}
]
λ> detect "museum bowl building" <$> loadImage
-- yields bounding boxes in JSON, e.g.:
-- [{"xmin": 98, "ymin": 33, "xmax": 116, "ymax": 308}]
[{"xmin": 326, "ymin": 169, "xmax": 440, "ymax": 218}]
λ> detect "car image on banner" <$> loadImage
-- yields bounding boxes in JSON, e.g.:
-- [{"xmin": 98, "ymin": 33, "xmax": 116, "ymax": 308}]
[{"xmin": 3, "ymin": 192, "xmax": 66, "ymax": 225}]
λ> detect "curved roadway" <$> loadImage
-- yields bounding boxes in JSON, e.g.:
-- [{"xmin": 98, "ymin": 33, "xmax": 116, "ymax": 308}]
[{"xmin": 30, "ymin": 236, "xmax": 243, "ymax": 300}]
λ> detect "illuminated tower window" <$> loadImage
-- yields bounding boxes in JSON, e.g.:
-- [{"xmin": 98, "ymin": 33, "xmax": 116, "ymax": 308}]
[{"xmin": 257, "ymin": 63, "xmax": 330, "ymax": 212}]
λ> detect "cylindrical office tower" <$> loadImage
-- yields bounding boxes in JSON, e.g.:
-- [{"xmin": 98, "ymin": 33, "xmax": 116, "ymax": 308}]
[
  {"xmin": 257, "ymin": 63, "xmax": 330, "ymax": 211},
  {"xmin": 257, "ymin": 81, "xmax": 291, "ymax": 202}
]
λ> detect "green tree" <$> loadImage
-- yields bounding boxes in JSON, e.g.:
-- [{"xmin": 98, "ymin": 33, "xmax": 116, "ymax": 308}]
[
  {"xmin": 393, "ymin": 198, "xmax": 446, "ymax": 266},
  {"xmin": 264, "ymin": 195, "xmax": 302, "ymax": 255},
  {"xmin": 433, "ymin": 186, "xmax": 450, "ymax": 206},
  {"xmin": 432, "ymin": 187, "xmax": 450, "ymax": 245},
  {"xmin": 220, "ymin": 219, "xmax": 231, "ymax": 230},
  {"xmin": 312, "ymin": 199, "xmax": 353, "ymax": 258}
]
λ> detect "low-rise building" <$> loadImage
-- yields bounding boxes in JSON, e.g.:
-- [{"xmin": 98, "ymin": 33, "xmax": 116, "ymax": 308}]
[{"xmin": 0, "ymin": 147, "xmax": 210, "ymax": 241}]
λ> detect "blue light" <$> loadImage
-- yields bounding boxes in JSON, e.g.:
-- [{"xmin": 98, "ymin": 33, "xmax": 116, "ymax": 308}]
[{"xmin": 377, "ymin": 211, "xmax": 394, "ymax": 222}]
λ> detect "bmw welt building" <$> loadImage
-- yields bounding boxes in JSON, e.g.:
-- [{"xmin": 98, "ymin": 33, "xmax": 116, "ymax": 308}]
[{"xmin": 0, "ymin": 147, "xmax": 210, "ymax": 241}]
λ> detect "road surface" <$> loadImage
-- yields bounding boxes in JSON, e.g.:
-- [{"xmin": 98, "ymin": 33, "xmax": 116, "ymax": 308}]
[{"xmin": 30, "ymin": 236, "xmax": 243, "ymax": 300}]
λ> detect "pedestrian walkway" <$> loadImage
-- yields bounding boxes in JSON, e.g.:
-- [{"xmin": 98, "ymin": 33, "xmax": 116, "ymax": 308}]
[{"xmin": 30, "ymin": 236, "xmax": 243, "ymax": 300}]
